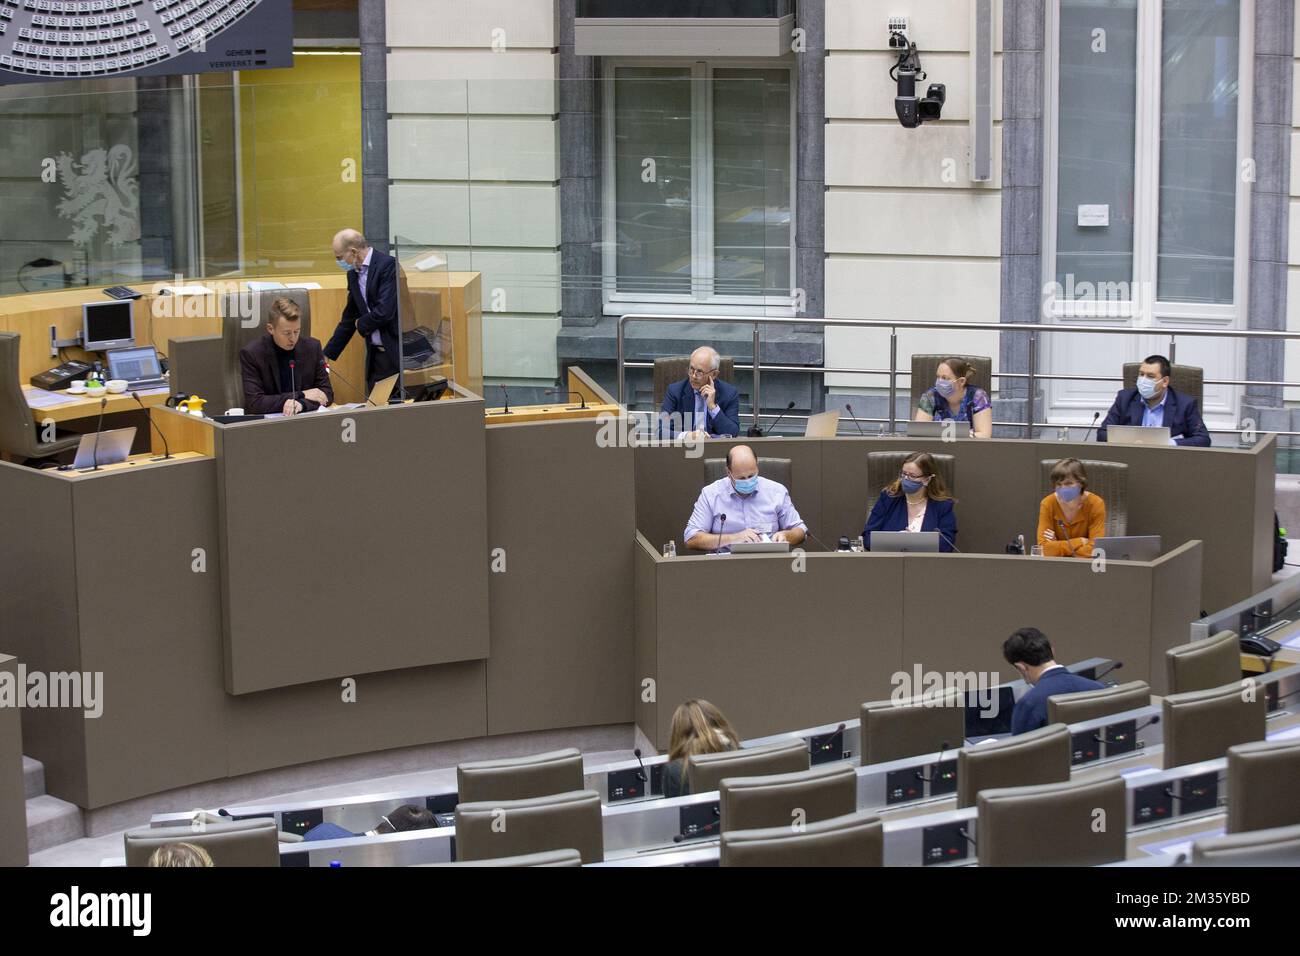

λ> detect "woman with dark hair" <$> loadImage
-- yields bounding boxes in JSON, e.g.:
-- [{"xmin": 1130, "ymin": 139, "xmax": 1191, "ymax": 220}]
[
  {"xmin": 914, "ymin": 357, "xmax": 993, "ymax": 438},
  {"xmin": 1037, "ymin": 457, "xmax": 1106, "ymax": 557},
  {"xmin": 863, "ymin": 451, "xmax": 958, "ymax": 552},
  {"xmin": 661, "ymin": 699, "xmax": 741, "ymax": 798}
]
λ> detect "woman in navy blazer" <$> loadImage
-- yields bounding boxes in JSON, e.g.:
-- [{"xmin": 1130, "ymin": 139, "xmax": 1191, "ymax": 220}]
[{"xmin": 864, "ymin": 451, "xmax": 958, "ymax": 552}]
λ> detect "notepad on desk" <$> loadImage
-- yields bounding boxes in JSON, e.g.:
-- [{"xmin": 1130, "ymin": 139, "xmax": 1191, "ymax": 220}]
[{"xmin": 25, "ymin": 389, "xmax": 80, "ymax": 409}]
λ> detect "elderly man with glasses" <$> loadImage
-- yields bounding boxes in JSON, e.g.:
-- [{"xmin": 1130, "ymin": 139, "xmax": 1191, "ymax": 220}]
[{"xmin": 658, "ymin": 345, "xmax": 741, "ymax": 440}]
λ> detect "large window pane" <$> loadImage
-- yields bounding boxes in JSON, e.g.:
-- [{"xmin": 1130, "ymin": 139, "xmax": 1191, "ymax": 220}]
[
  {"xmin": 614, "ymin": 67, "xmax": 693, "ymax": 296},
  {"xmin": 1157, "ymin": 0, "xmax": 1239, "ymax": 304},
  {"xmin": 713, "ymin": 68, "xmax": 791, "ymax": 297},
  {"xmin": 1056, "ymin": 0, "xmax": 1138, "ymax": 297}
]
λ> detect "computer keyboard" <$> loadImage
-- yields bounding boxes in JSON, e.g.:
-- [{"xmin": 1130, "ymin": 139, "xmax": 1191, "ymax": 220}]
[
  {"xmin": 104, "ymin": 286, "xmax": 143, "ymax": 300},
  {"xmin": 124, "ymin": 378, "xmax": 168, "ymax": 391}
]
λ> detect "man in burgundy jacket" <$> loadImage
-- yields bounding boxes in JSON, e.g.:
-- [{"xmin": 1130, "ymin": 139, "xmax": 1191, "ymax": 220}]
[{"xmin": 239, "ymin": 296, "xmax": 333, "ymax": 415}]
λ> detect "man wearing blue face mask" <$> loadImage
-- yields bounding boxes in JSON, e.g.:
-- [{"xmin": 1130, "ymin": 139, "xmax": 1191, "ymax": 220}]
[
  {"xmin": 324, "ymin": 228, "xmax": 402, "ymax": 395},
  {"xmin": 683, "ymin": 445, "xmax": 806, "ymax": 552},
  {"xmin": 1096, "ymin": 354, "xmax": 1210, "ymax": 446}
]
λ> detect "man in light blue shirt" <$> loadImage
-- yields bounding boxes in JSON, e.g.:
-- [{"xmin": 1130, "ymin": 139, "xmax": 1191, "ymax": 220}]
[{"xmin": 683, "ymin": 445, "xmax": 807, "ymax": 551}]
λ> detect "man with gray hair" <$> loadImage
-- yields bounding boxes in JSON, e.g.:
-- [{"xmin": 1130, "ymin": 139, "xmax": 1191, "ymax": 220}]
[
  {"xmin": 658, "ymin": 345, "xmax": 740, "ymax": 439},
  {"xmin": 324, "ymin": 228, "xmax": 401, "ymax": 395}
]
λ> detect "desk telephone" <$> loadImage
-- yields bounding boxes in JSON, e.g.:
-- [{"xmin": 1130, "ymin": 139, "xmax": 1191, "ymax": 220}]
[{"xmin": 31, "ymin": 360, "xmax": 93, "ymax": 391}]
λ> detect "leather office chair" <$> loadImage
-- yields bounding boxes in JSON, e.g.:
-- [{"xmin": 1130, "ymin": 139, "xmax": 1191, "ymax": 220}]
[
  {"xmin": 719, "ymin": 762, "xmax": 857, "ymax": 832},
  {"xmin": 1046, "ymin": 680, "xmax": 1151, "ymax": 725},
  {"xmin": 1122, "ymin": 362, "xmax": 1203, "ymax": 406},
  {"xmin": 865, "ymin": 451, "xmax": 957, "ymax": 498},
  {"xmin": 1039, "ymin": 458, "xmax": 1128, "ymax": 537},
  {"xmin": 703, "ymin": 456, "xmax": 792, "ymax": 490},
  {"xmin": 686, "ymin": 740, "xmax": 810, "ymax": 794},
  {"xmin": 0, "ymin": 332, "xmax": 82, "ymax": 463},
  {"xmin": 720, "ymin": 810, "xmax": 883, "ymax": 867},
  {"xmin": 456, "ymin": 747, "xmax": 584, "ymax": 805},
  {"xmin": 1162, "ymin": 682, "xmax": 1267, "ymax": 770},
  {"xmin": 1165, "ymin": 630, "xmax": 1240, "ymax": 695},
  {"xmin": 1190, "ymin": 823, "xmax": 1300, "ymax": 866},
  {"xmin": 860, "ymin": 687, "xmax": 965, "ymax": 765},
  {"xmin": 957, "ymin": 723, "xmax": 1072, "ymax": 808},
  {"xmin": 421, "ymin": 848, "xmax": 582, "ymax": 867},
  {"xmin": 976, "ymin": 775, "xmax": 1127, "ymax": 866},
  {"xmin": 123, "ymin": 818, "xmax": 279, "ymax": 867},
  {"xmin": 453, "ymin": 789, "xmax": 603, "ymax": 863},
  {"xmin": 909, "ymin": 353, "xmax": 994, "ymax": 411},
  {"xmin": 219, "ymin": 289, "xmax": 313, "ymax": 412},
  {"xmin": 653, "ymin": 354, "xmax": 737, "ymax": 410},
  {"xmin": 1226, "ymin": 738, "xmax": 1300, "ymax": 833}
]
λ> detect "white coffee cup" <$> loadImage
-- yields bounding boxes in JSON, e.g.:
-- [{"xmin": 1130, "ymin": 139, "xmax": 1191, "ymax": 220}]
[
  {"xmin": 225, "ymin": 407, "xmax": 244, "ymax": 416},
  {"xmin": 68, "ymin": 381, "xmax": 87, "ymax": 394}
]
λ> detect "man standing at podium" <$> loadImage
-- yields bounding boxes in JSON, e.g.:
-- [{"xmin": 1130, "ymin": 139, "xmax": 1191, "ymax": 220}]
[
  {"xmin": 324, "ymin": 228, "xmax": 402, "ymax": 396},
  {"xmin": 683, "ymin": 445, "xmax": 806, "ymax": 551}
]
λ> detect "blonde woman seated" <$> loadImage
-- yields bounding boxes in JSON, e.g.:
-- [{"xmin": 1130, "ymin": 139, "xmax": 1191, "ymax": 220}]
[
  {"xmin": 914, "ymin": 358, "xmax": 993, "ymax": 438},
  {"xmin": 662, "ymin": 698, "xmax": 741, "ymax": 798},
  {"xmin": 1037, "ymin": 458, "xmax": 1106, "ymax": 558}
]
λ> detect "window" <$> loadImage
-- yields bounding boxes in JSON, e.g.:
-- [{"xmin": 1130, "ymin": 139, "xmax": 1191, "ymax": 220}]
[
  {"xmin": 1045, "ymin": 0, "xmax": 1249, "ymax": 320},
  {"xmin": 603, "ymin": 61, "xmax": 794, "ymax": 312}
]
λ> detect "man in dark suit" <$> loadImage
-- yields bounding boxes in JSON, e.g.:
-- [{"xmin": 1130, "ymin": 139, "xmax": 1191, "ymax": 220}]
[
  {"xmin": 658, "ymin": 346, "xmax": 740, "ymax": 439},
  {"xmin": 1002, "ymin": 628, "xmax": 1105, "ymax": 735},
  {"xmin": 1097, "ymin": 354, "xmax": 1211, "ymax": 446},
  {"xmin": 239, "ymin": 296, "xmax": 333, "ymax": 415},
  {"xmin": 324, "ymin": 228, "xmax": 402, "ymax": 396}
]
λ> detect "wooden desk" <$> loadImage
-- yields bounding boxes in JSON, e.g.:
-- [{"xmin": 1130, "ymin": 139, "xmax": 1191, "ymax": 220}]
[
  {"xmin": 22, "ymin": 385, "xmax": 169, "ymax": 424},
  {"xmin": 485, "ymin": 401, "xmax": 621, "ymax": 425},
  {"xmin": 43, "ymin": 450, "xmax": 206, "ymax": 478}
]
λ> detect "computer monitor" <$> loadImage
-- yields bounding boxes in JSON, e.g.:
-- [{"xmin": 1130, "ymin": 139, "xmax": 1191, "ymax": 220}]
[{"xmin": 83, "ymin": 300, "xmax": 135, "ymax": 352}]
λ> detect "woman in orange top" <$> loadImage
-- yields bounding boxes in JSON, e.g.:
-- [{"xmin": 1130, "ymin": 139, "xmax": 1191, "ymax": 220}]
[{"xmin": 1037, "ymin": 457, "xmax": 1106, "ymax": 557}]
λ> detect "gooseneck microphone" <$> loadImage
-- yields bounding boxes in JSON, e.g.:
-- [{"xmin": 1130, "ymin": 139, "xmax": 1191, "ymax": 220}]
[
  {"xmin": 711, "ymin": 513, "xmax": 727, "ymax": 554},
  {"xmin": 1081, "ymin": 411, "xmax": 1101, "ymax": 442},
  {"xmin": 845, "ymin": 403, "xmax": 867, "ymax": 437},
  {"xmin": 936, "ymin": 528, "xmax": 963, "ymax": 553},
  {"xmin": 85, "ymin": 396, "xmax": 108, "ymax": 472},
  {"xmin": 543, "ymin": 388, "xmax": 588, "ymax": 410},
  {"xmin": 748, "ymin": 400, "xmax": 796, "ymax": 437},
  {"xmin": 490, "ymin": 383, "xmax": 513, "ymax": 415},
  {"xmin": 324, "ymin": 360, "xmax": 372, "ymax": 406},
  {"xmin": 1057, "ymin": 519, "xmax": 1078, "ymax": 557},
  {"xmin": 632, "ymin": 748, "xmax": 648, "ymax": 783},
  {"xmin": 915, "ymin": 741, "xmax": 951, "ymax": 784},
  {"xmin": 288, "ymin": 359, "xmax": 298, "ymax": 411},
  {"xmin": 132, "ymin": 391, "xmax": 171, "ymax": 461}
]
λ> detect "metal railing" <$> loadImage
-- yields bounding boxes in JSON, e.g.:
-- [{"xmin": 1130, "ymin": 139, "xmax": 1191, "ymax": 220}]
[{"xmin": 616, "ymin": 314, "xmax": 1300, "ymax": 439}]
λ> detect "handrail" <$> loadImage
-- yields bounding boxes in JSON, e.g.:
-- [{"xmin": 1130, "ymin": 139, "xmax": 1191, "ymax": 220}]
[{"xmin": 617, "ymin": 313, "xmax": 1300, "ymax": 437}]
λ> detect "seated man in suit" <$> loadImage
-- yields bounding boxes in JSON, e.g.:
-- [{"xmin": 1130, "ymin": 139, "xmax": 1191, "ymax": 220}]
[
  {"xmin": 239, "ymin": 297, "xmax": 333, "ymax": 416},
  {"xmin": 659, "ymin": 346, "xmax": 740, "ymax": 439},
  {"xmin": 1002, "ymin": 628, "xmax": 1104, "ymax": 735},
  {"xmin": 683, "ymin": 444, "xmax": 806, "ymax": 551},
  {"xmin": 1097, "ymin": 354, "xmax": 1210, "ymax": 446},
  {"xmin": 302, "ymin": 804, "xmax": 437, "ymax": 842}
]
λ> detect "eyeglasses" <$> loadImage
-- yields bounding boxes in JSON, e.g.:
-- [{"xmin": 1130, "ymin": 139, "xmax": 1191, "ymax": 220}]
[
  {"xmin": 688, "ymin": 366, "xmax": 713, "ymax": 378},
  {"xmin": 899, "ymin": 472, "xmax": 927, "ymax": 482}
]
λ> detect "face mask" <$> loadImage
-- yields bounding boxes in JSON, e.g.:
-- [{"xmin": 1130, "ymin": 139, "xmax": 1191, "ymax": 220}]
[
  {"xmin": 733, "ymin": 476, "xmax": 759, "ymax": 495},
  {"xmin": 934, "ymin": 378, "xmax": 956, "ymax": 397},
  {"xmin": 901, "ymin": 477, "xmax": 925, "ymax": 494},
  {"xmin": 336, "ymin": 258, "xmax": 352, "ymax": 271},
  {"xmin": 1137, "ymin": 376, "xmax": 1160, "ymax": 400},
  {"xmin": 1056, "ymin": 485, "xmax": 1082, "ymax": 504}
]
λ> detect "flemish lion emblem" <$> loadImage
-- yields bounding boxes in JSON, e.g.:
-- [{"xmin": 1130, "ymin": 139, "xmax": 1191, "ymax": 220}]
[{"xmin": 56, "ymin": 145, "xmax": 141, "ymax": 247}]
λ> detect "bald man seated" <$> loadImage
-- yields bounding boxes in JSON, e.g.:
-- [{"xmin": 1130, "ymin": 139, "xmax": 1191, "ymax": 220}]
[
  {"xmin": 684, "ymin": 445, "xmax": 807, "ymax": 551},
  {"xmin": 658, "ymin": 346, "xmax": 740, "ymax": 439}
]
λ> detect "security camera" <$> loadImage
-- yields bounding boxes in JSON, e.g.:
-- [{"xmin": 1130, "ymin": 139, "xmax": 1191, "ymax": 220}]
[{"xmin": 890, "ymin": 35, "xmax": 944, "ymax": 128}]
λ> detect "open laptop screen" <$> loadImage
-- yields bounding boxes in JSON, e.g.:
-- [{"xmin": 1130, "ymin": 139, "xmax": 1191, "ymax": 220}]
[{"xmin": 107, "ymin": 346, "xmax": 161, "ymax": 382}]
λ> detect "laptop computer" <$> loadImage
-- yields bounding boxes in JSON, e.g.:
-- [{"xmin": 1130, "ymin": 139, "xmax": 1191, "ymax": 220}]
[
  {"xmin": 73, "ymin": 427, "xmax": 136, "ymax": 470},
  {"xmin": 804, "ymin": 409, "xmax": 840, "ymax": 438},
  {"xmin": 368, "ymin": 374, "xmax": 399, "ymax": 406},
  {"xmin": 869, "ymin": 531, "xmax": 941, "ymax": 553},
  {"xmin": 1094, "ymin": 535, "xmax": 1162, "ymax": 561},
  {"xmin": 907, "ymin": 420, "xmax": 960, "ymax": 439},
  {"xmin": 729, "ymin": 541, "xmax": 791, "ymax": 554},
  {"xmin": 106, "ymin": 346, "xmax": 166, "ymax": 390},
  {"xmin": 1107, "ymin": 424, "xmax": 1171, "ymax": 446}
]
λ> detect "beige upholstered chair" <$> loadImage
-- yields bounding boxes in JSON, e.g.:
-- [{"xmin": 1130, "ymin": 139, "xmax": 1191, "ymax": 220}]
[
  {"xmin": 1047, "ymin": 680, "xmax": 1151, "ymax": 725},
  {"xmin": 1122, "ymin": 362, "xmax": 1203, "ymax": 405},
  {"xmin": 1162, "ymin": 682, "xmax": 1267, "ymax": 770},
  {"xmin": 703, "ymin": 456, "xmax": 791, "ymax": 490},
  {"xmin": 456, "ymin": 748, "xmax": 584, "ymax": 805},
  {"xmin": 454, "ymin": 790, "xmax": 603, "ymax": 863},
  {"xmin": 721, "ymin": 810, "xmax": 884, "ymax": 867},
  {"xmin": 422, "ymin": 848, "xmax": 582, "ymax": 867},
  {"xmin": 686, "ymin": 740, "xmax": 810, "ymax": 795},
  {"xmin": 957, "ymin": 723, "xmax": 1073, "ymax": 808},
  {"xmin": 909, "ymin": 353, "xmax": 994, "ymax": 411},
  {"xmin": 653, "ymin": 354, "xmax": 737, "ymax": 410},
  {"xmin": 1165, "ymin": 631, "xmax": 1240, "ymax": 695},
  {"xmin": 1190, "ymin": 823, "xmax": 1300, "ymax": 865},
  {"xmin": 719, "ymin": 762, "xmax": 857, "ymax": 832},
  {"xmin": 123, "ymin": 818, "xmax": 279, "ymax": 867},
  {"xmin": 1226, "ymin": 738, "xmax": 1300, "ymax": 833},
  {"xmin": 860, "ymin": 687, "xmax": 965, "ymax": 765},
  {"xmin": 219, "ymin": 289, "xmax": 313, "ymax": 412},
  {"xmin": 977, "ymin": 775, "xmax": 1127, "ymax": 866},
  {"xmin": 1039, "ymin": 458, "xmax": 1128, "ymax": 537},
  {"xmin": 0, "ymin": 332, "xmax": 82, "ymax": 462},
  {"xmin": 866, "ymin": 451, "xmax": 957, "ymax": 499}
]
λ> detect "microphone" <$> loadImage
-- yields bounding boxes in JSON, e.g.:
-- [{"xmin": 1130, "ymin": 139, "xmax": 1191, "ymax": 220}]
[
  {"xmin": 936, "ymin": 528, "xmax": 963, "ymax": 553},
  {"xmin": 84, "ymin": 396, "xmax": 108, "ymax": 472},
  {"xmin": 132, "ymin": 392, "xmax": 171, "ymax": 461},
  {"xmin": 802, "ymin": 527, "xmax": 837, "ymax": 553},
  {"xmin": 915, "ymin": 741, "xmax": 951, "ymax": 784},
  {"xmin": 845, "ymin": 403, "xmax": 868, "ymax": 437},
  {"xmin": 543, "ymin": 388, "xmax": 588, "ymax": 410},
  {"xmin": 490, "ymin": 383, "xmax": 513, "ymax": 416},
  {"xmin": 713, "ymin": 513, "xmax": 727, "ymax": 554},
  {"xmin": 324, "ymin": 360, "xmax": 372, "ymax": 406},
  {"xmin": 1057, "ymin": 519, "xmax": 1078, "ymax": 557},
  {"xmin": 748, "ymin": 400, "xmax": 796, "ymax": 437},
  {"xmin": 632, "ymin": 748, "xmax": 648, "ymax": 783},
  {"xmin": 1081, "ymin": 411, "xmax": 1101, "ymax": 442},
  {"xmin": 288, "ymin": 358, "xmax": 299, "ymax": 412}
]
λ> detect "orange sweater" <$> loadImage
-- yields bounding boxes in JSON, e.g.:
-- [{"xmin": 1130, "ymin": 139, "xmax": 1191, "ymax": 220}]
[{"xmin": 1037, "ymin": 492, "xmax": 1106, "ymax": 557}]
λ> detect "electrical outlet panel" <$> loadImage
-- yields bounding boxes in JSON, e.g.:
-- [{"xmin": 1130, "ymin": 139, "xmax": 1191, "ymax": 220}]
[{"xmin": 888, "ymin": 16, "xmax": 909, "ymax": 33}]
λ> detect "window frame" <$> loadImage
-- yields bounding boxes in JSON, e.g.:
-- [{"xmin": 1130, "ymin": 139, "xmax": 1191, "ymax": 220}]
[{"xmin": 600, "ymin": 57, "xmax": 798, "ymax": 317}]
